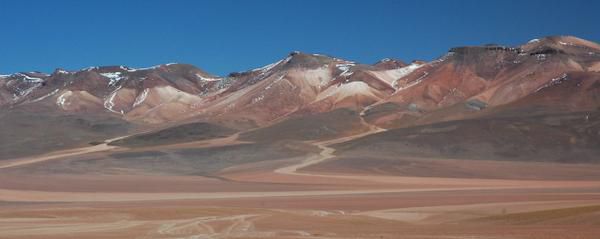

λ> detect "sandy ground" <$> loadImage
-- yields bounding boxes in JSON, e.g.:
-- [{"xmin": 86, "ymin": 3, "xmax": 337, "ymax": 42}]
[{"xmin": 1, "ymin": 125, "xmax": 600, "ymax": 238}]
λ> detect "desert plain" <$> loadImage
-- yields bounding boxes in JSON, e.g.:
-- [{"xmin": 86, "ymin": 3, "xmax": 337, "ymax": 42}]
[{"xmin": 1, "ymin": 126, "xmax": 600, "ymax": 239}]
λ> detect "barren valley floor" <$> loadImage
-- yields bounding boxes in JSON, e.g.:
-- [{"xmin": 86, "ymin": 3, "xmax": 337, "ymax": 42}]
[{"xmin": 1, "ymin": 132, "xmax": 600, "ymax": 239}]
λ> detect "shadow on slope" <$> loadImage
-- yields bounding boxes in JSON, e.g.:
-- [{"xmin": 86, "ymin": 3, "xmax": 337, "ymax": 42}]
[
  {"xmin": 240, "ymin": 109, "xmax": 369, "ymax": 142},
  {"xmin": 108, "ymin": 122, "xmax": 237, "ymax": 148},
  {"xmin": 0, "ymin": 109, "xmax": 132, "ymax": 160},
  {"xmin": 335, "ymin": 111, "xmax": 600, "ymax": 163}
]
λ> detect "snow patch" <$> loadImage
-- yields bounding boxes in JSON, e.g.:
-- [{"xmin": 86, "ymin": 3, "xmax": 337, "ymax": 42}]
[
  {"xmin": 104, "ymin": 86, "xmax": 124, "ymax": 114},
  {"xmin": 335, "ymin": 63, "xmax": 356, "ymax": 79},
  {"xmin": 127, "ymin": 66, "xmax": 158, "ymax": 72},
  {"xmin": 82, "ymin": 66, "xmax": 99, "ymax": 71},
  {"xmin": 535, "ymin": 73, "xmax": 568, "ymax": 92},
  {"xmin": 251, "ymin": 56, "xmax": 292, "ymax": 73},
  {"xmin": 56, "ymin": 91, "xmax": 72, "ymax": 109},
  {"xmin": 14, "ymin": 73, "xmax": 45, "ymax": 83},
  {"xmin": 335, "ymin": 63, "xmax": 355, "ymax": 72},
  {"xmin": 127, "ymin": 63, "xmax": 177, "ymax": 72},
  {"xmin": 195, "ymin": 73, "xmax": 222, "ymax": 82},
  {"xmin": 10, "ymin": 75, "xmax": 45, "ymax": 101},
  {"xmin": 558, "ymin": 41, "xmax": 574, "ymax": 46},
  {"xmin": 133, "ymin": 88, "xmax": 149, "ymax": 107},
  {"xmin": 100, "ymin": 72, "xmax": 126, "ymax": 87},
  {"xmin": 528, "ymin": 38, "xmax": 540, "ymax": 43},
  {"xmin": 30, "ymin": 89, "xmax": 60, "ymax": 103},
  {"xmin": 12, "ymin": 84, "xmax": 42, "ymax": 101}
]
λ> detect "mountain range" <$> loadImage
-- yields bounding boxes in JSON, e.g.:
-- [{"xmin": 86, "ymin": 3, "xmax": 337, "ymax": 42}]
[{"xmin": 1, "ymin": 35, "xmax": 599, "ymax": 162}]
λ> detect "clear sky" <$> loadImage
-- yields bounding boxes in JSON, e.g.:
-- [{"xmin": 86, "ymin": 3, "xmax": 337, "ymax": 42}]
[{"xmin": 1, "ymin": 0, "xmax": 599, "ymax": 76}]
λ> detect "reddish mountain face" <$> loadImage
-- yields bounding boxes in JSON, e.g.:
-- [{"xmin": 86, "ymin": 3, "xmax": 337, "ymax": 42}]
[
  {"xmin": 372, "ymin": 58, "xmax": 408, "ymax": 70},
  {"xmin": 1, "ymin": 35, "xmax": 599, "ymax": 131},
  {"xmin": 362, "ymin": 36, "xmax": 600, "ymax": 128},
  {"xmin": 0, "ymin": 52, "xmax": 410, "ymax": 126},
  {"xmin": 0, "ymin": 64, "xmax": 224, "ymax": 123}
]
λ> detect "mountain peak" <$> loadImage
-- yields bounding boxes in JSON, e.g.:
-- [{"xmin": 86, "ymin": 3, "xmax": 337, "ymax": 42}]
[
  {"xmin": 522, "ymin": 35, "xmax": 600, "ymax": 53},
  {"xmin": 373, "ymin": 58, "xmax": 407, "ymax": 70}
]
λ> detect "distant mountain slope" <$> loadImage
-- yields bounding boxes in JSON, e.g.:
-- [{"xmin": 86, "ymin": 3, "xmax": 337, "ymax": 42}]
[
  {"xmin": 363, "ymin": 36, "xmax": 600, "ymax": 128},
  {"xmin": 1, "ymin": 35, "xmax": 599, "ymax": 161},
  {"xmin": 335, "ymin": 70, "xmax": 600, "ymax": 163}
]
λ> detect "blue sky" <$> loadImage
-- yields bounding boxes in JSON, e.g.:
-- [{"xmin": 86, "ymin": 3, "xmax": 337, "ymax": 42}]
[{"xmin": 1, "ymin": 0, "xmax": 599, "ymax": 76}]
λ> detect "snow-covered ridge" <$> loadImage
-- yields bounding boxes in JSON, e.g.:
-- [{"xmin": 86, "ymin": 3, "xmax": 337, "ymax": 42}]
[
  {"xmin": 195, "ymin": 73, "xmax": 222, "ymax": 82},
  {"xmin": 127, "ymin": 65, "xmax": 159, "ymax": 72},
  {"xmin": 251, "ymin": 56, "xmax": 292, "ymax": 73},
  {"xmin": 79, "ymin": 63, "xmax": 180, "ymax": 73},
  {"xmin": 311, "ymin": 53, "xmax": 347, "ymax": 61},
  {"xmin": 12, "ymin": 73, "xmax": 46, "ymax": 83},
  {"xmin": 6, "ymin": 73, "xmax": 47, "ymax": 101},
  {"xmin": 377, "ymin": 58, "xmax": 403, "ymax": 64},
  {"xmin": 99, "ymin": 72, "xmax": 126, "ymax": 87},
  {"xmin": 56, "ymin": 69, "xmax": 71, "ymax": 74},
  {"xmin": 82, "ymin": 66, "xmax": 99, "ymax": 71},
  {"xmin": 126, "ymin": 63, "xmax": 179, "ymax": 72}
]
